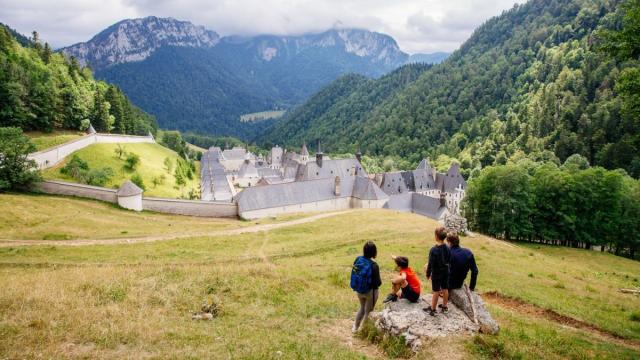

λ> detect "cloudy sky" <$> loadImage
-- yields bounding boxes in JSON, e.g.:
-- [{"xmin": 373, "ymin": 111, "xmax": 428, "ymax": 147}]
[{"xmin": 1, "ymin": 0, "xmax": 526, "ymax": 54}]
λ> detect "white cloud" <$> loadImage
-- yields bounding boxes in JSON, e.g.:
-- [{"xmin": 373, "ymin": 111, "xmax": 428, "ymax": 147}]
[{"xmin": 0, "ymin": 0, "xmax": 526, "ymax": 53}]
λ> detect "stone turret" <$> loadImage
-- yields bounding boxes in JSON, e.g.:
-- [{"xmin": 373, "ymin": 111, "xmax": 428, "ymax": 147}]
[
  {"xmin": 356, "ymin": 147, "xmax": 362, "ymax": 163},
  {"xmin": 316, "ymin": 141, "xmax": 323, "ymax": 168}
]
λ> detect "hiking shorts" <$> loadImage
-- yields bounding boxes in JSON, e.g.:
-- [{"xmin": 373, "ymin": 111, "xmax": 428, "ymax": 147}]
[
  {"xmin": 431, "ymin": 273, "xmax": 449, "ymax": 292},
  {"xmin": 400, "ymin": 285, "xmax": 420, "ymax": 303}
]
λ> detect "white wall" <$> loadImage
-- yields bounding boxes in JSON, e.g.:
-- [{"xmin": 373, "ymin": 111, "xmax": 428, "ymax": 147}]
[
  {"xmin": 239, "ymin": 197, "xmax": 352, "ymax": 220},
  {"xmin": 118, "ymin": 194, "xmax": 143, "ymax": 211}
]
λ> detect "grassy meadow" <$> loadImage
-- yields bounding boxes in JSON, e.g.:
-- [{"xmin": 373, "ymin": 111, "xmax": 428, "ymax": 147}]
[
  {"xmin": 26, "ymin": 130, "xmax": 86, "ymax": 151},
  {"xmin": 240, "ymin": 110, "xmax": 286, "ymax": 122},
  {"xmin": 0, "ymin": 195, "xmax": 639, "ymax": 359},
  {"xmin": 42, "ymin": 142, "xmax": 200, "ymax": 198}
]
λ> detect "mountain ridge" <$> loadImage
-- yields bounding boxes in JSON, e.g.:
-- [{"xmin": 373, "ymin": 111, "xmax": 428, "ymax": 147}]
[{"xmin": 59, "ymin": 16, "xmax": 444, "ymax": 138}]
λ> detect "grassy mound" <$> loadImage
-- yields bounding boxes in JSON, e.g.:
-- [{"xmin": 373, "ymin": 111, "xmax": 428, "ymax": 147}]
[
  {"xmin": 42, "ymin": 142, "xmax": 199, "ymax": 198},
  {"xmin": 0, "ymin": 206, "xmax": 638, "ymax": 358}
]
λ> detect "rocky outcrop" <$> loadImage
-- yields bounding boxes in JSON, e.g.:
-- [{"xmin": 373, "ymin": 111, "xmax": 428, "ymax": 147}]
[
  {"xmin": 445, "ymin": 213, "xmax": 468, "ymax": 234},
  {"xmin": 370, "ymin": 289, "xmax": 498, "ymax": 352},
  {"xmin": 449, "ymin": 286, "xmax": 499, "ymax": 335},
  {"xmin": 370, "ymin": 297, "xmax": 480, "ymax": 352},
  {"xmin": 62, "ymin": 17, "xmax": 220, "ymax": 69}
]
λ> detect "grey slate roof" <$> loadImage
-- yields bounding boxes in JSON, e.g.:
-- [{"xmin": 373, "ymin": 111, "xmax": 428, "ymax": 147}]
[
  {"xmin": 222, "ymin": 147, "xmax": 247, "ymax": 161},
  {"xmin": 352, "ymin": 177, "xmax": 389, "ymax": 200},
  {"xmin": 435, "ymin": 163, "xmax": 467, "ymax": 193},
  {"xmin": 236, "ymin": 178, "xmax": 340, "ymax": 211},
  {"xmin": 238, "ymin": 160, "xmax": 259, "ymax": 178},
  {"xmin": 411, "ymin": 193, "xmax": 448, "ymax": 219},
  {"xmin": 379, "ymin": 171, "xmax": 413, "ymax": 195},
  {"xmin": 117, "ymin": 180, "xmax": 143, "ymax": 196},
  {"xmin": 200, "ymin": 150, "xmax": 234, "ymax": 201},
  {"xmin": 88, "ymin": 123, "xmax": 96, "ymax": 134}
]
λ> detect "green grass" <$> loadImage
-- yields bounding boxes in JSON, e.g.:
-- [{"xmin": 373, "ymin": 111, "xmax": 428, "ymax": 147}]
[
  {"xmin": 42, "ymin": 142, "xmax": 199, "ymax": 198},
  {"xmin": 0, "ymin": 193, "xmax": 302, "ymax": 241},
  {"xmin": 26, "ymin": 130, "xmax": 85, "ymax": 151},
  {"xmin": 240, "ymin": 110, "xmax": 286, "ymax": 122},
  {"xmin": 0, "ymin": 203, "xmax": 639, "ymax": 358}
]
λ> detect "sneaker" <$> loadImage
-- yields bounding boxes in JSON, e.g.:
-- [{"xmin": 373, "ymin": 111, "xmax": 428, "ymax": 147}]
[
  {"xmin": 383, "ymin": 294, "xmax": 398, "ymax": 303},
  {"xmin": 441, "ymin": 306, "xmax": 449, "ymax": 314},
  {"xmin": 422, "ymin": 306, "xmax": 437, "ymax": 317},
  {"xmin": 352, "ymin": 324, "xmax": 358, "ymax": 334}
]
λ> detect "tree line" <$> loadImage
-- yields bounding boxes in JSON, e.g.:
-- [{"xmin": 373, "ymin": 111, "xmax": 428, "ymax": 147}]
[
  {"xmin": 0, "ymin": 26, "xmax": 157, "ymax": 135},
  {"xmin": 463, "ymin": 154, "xmax": 640, "ymax": 259}
]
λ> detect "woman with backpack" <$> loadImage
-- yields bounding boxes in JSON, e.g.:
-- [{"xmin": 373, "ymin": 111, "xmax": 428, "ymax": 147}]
[{"xmin": 351, "ymin": 241, "xmax": 382, "ymax": 333}]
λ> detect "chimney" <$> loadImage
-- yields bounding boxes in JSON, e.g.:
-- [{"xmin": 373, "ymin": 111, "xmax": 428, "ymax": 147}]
[
  {"xmin": 334, "ymin": 176, "xmax": 341, "ymax": 196},
  {"xmin": 316, "ymin": 141, "xmax": 323, "ymax": 167}
]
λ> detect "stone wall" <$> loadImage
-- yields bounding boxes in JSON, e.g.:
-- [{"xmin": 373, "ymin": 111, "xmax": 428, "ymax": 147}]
[
  {"xmin": 28, "ymin": 133, "xmax": 155, "ymax": 169},
  {"xmin": 36, "ymin": 180, "xmax": 118, "ymax": 203},
  {"xmin": 142, "ymin": 197, "xmax": 237, "ymax": 217},
  {"xmin": 239, "ymin": 197, "xmax": 352, "ymax": 220},
  {"xmin": 36, "ymin": 180, "xmax": 238, "ymax": 218}
]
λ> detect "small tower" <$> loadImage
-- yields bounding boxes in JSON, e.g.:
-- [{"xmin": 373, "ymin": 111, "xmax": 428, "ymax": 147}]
[
  {"xmin": 355, "ymin": 146, "xmax": 362, "ymax": 163},
  {"xmin": 300, "ymin": 142, "xmax": 309, "ymax": 164},
  {"xmin": 87, "ymin": 122, "xmax": 96, "ymax": 135},
  {"xmin": 315, "ymin": 141, "xmax": 323, "ymax": 167}
]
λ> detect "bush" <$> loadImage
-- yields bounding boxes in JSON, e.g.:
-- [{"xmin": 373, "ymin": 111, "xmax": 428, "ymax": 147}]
[
  {"xmin": 60, "ymin": 155, "xmax": 89, "ymax": 179},
  {"xmin": 123, "ymin": 152, "xmax": 140, "ymax": 171},
  {"xmin": 130, "ymin": 173, "xmax": 146, "ymax": 191},
  {"xmin": 0, "ymin": 127, "xmax": 41, "ymax": 191},
  {"xmin": 85, "ymin": 168, "xmax": 114, "ymax": 187}
]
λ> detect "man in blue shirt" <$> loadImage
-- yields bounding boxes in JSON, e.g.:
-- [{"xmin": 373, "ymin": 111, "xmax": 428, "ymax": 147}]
[{"xmin": 446, "ymin": 232, "xmax": 479, "ymax": 291}]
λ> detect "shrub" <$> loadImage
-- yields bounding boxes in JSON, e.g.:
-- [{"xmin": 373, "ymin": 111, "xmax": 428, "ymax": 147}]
[
  {"xmin": 0, "ymin": 127, "xmax": 41, "ymax": 191},
  {"xmin": 60, "ymin": 155, "xmax": 89, "ymax": 179},
  {"xmin": 114, "ymin": 144, "xmax": 126, "ymax": 159},
  {"xmin": 85, "ymin": 168, "xmax": 114, "ymax": 187},
  {"xmin": 123, "ymin": 152, "xmax": 140, "ymax": 171},
  {"xmin": 630, "ymin": 312, "xmax": 640, "ymax": 322},
  {"xmin": 130, "ymin": 173, "xmax": 146, "ymax": 191}
]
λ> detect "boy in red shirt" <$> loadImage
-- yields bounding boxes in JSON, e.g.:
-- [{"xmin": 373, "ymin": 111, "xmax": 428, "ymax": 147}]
[{"xmin": 383, "ymin": 255, "xmax": 421, "ymax": 303}]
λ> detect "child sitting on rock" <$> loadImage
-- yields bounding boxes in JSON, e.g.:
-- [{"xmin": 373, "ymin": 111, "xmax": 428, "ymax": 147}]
[{"xmin": 383, "ymin": 255, "xmax": 421, "ymax": 303}]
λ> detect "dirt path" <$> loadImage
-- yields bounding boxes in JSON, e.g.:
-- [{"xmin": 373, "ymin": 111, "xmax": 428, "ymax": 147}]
[
  {"xmin": 483, "ymin": 291, "xmax": 640, "ymax": 352},
  {"xmin": 0, "ymin": 211, "xmax": 352, "ymax": 248}
]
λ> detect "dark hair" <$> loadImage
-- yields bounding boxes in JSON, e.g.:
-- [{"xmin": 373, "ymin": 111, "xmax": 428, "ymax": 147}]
[
  {"xmin": 363, "ymin": 241, "xmax": 377, "ymax": 259},
  {"xmin": 435, "ymin": 226, "xmax": 447, "ymax": 241},
  {"xmin": 394, "ymin": 256, "xmax": 409, "ymax": 269},
  {"xmin": 446, "ymin": 231, "xmax": 460, "ymax": 247}
]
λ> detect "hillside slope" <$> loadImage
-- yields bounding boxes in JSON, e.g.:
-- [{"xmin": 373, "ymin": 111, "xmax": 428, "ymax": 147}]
[
  {"xmin": 262, "ymin": 0, "xmax": 639, "ymax": 178},
  {"xmin": 0, "ymin": 206, "xmax": 638, "ymax": 358},
  {"xmin": 42, "ymin": 142, "xmax": 199, "ymax": 199}
]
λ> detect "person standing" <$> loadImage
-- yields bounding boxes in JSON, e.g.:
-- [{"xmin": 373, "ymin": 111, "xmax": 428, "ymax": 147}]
[
  {"xmin": 351, "ymin": 241, "xmax": 382, "ymax": 333},
  {"xmin": 423, "ymin": 226, "xmax": 451, "ymax": 316},
  {"xmin": 447, "ymin": 231, "xmax": 479, "ymax": 291}
]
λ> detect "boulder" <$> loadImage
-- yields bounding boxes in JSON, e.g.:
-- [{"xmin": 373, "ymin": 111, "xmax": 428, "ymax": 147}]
[
  {"xmin": 370, "ymin": 297, "xmax": 480, "ymax": 352},
  {"xmin": 449, "ymin": 286, "xmax": 499, "ymax": 335}
]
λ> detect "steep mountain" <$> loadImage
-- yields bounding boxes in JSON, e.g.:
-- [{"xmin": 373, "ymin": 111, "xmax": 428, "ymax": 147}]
[
  {"xmin": 406, "ymin": 52, "xmax": 450, "ymax": 64},
  {"xmin": 0, "ymin": 24, "xmax": 157, "ymax": 135},
  {"xmin": 261, "ymin": 0, "xmax": 640, "ymax": 178},
  {"xmin": 62, "ymin": 16, "xmax": 220, "ymax": 70},
  {"xmin": 60, "ymin": 18, "xmax": 409, "ymax": 138}
]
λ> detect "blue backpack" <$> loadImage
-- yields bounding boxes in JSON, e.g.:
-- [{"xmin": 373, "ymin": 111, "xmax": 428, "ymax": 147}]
[{"xmin": 350, "ymin": 256, "xmax": 373, "ymax": 294}]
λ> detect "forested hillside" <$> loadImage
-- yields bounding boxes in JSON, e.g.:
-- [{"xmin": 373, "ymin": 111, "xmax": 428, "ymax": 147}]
[
  {"xmin": 262, "ymin": 0, "xmax": 640, "ymax": 178},
  {"xmin": 260, "ymin": 63, "xmax": 431, "ymax": 150},
  {"xmin": 0, "ymin": 26, "xmax": 157, "ymax": 135}
]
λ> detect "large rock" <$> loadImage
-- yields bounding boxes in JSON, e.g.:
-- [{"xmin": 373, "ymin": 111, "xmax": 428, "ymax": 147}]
[
  {"xmin": 370, "ymin": 297, "xmax": 480, "ymax": 352},
  {"xmin": 449, "ymin": 286, "xmax": 499, "ymax": 335}
]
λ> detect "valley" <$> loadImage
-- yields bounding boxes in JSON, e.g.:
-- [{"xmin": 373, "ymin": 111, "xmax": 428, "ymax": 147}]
[{"xmin": 1, "ymin": 0, "xmax": 639, "ymax": 358}]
